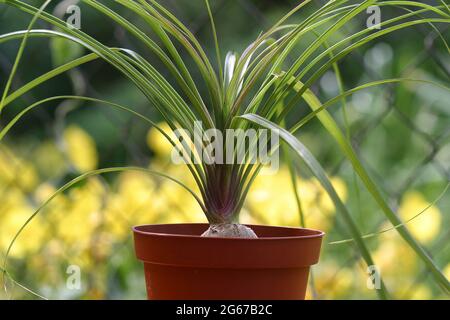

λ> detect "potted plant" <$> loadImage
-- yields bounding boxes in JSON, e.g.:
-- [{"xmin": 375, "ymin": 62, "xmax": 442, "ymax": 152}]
[{"xmin": 0, "ymin": 0, "xmax": 449, "ymax": 300}]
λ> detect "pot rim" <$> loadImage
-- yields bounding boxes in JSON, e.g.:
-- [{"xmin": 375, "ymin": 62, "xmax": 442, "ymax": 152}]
[
  {"xmin": 133, "ymin": 223, "xmax": 325, "ymax": 268},
  {"xmin": 133, "ymin": 223, "xmax": 325, "ymax": 240}
]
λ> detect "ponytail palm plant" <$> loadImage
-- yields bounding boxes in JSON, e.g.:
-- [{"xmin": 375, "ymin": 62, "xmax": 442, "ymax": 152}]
[{"xmin": 1, "ymin": 0, "xmax": 449, "ymax": 298}]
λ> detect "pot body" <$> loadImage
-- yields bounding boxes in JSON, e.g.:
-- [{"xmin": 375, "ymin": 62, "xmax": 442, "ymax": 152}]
[{"xmin": 133, "ymin": 223, "xmax": 324, "ymax": 300}]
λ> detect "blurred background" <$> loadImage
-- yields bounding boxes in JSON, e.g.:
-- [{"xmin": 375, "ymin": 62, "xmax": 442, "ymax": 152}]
[{"xmin": 0, "ymin": 0, "xmax": 449, "ymax": 299}]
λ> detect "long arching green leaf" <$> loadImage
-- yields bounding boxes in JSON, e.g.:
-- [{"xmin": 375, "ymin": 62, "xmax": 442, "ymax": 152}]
[
  {"xmin": 2, "ymin": 166, "xmax": 207, "ymax": 276},
  {"xmin": 0, "ymin": 95, "xmax": 209, "ymax": 205},
  {"xmin": 290, "ymin": 80, "xmax": 450, "ymax": 293},
  {"xmin": 290, "ymin": 78, "xmax": 450, "ymax": 132},
  {"xmin": 240, "ymin": 113, "xmax": 389, "ymax": 300},
  {"xmin": 0, "ymin": 266, "xmax": 47, "ymax": 300},
  {"xmin": 0, "ymin": 0, "xmax": 51, "ymax": 113},
  {"xmin": 329, "ymin": 182, "xmax": 450, "ymax": 245}
]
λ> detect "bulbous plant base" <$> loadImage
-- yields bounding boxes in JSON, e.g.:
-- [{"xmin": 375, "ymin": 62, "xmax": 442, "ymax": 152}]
[
  {"xmin": 133, "ymin": 223, "xmax": 324, "ymax": 300},
  {"xmin": 201, "ymin": 223, "xmax": 258, "ymax": 238}
]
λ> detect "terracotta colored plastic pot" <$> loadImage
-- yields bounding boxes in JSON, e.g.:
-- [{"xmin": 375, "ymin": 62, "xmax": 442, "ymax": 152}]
[{"xmin": 133, "ymin": 223, "xmax": 324, "ymax": 300}]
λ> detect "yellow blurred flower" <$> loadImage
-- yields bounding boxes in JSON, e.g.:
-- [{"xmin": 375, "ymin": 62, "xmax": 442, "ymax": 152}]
[
  {"xmin": 147, "ymin": 122, "xmax": 174, "ymax": 157},
  {"xmin": 408, "ymin": 284, "xmax": 432, "ymax": 300},
  {"xmin": 398, "ymin": 191, "xmax": 441, "ymax": 243},
  {"xmin": 63, "ymin": 125, "xmax": 98, "ymax": 172},
  {"xmin": 239, "ymin": 208, "xmax": 260, "ymax": 225},
  {"xmin": 372, "ymin": 228, "xmax": 421, "ymax": 297},
  {"xmin": 317, "ymin": 177, "xmax": 348, "ymax": 212},
  {"xmin": 0, "ymin": 147, "xmax": 38, "ymax": 191},
  {"xmin": 0, "ymin": 188, "xmax": 46, "ymax": 257},
  {"xmin": 444, "ymin": 263, "xmax": 450, "ymax": 281},
  {"xmin": 147, "ymin": 122, "xmax": 197, "ymax": 162},
  {"xmin": 373, "ymin": 228, "xmax": 417, "ymax": 273},
  {"xmin": 158, "ymin": 179, "xmax": 205, "ymax": 223},
  {"xmin": 33, "ymin": 141, "xmax": 66, "ymax": 178},
  {"xmin": 54, "ymin": 177, "xmax": 105, "ymax": 247},
  {"xmin": 104, "ymin": 171, "xmax": 159, "ymax": 238},
  {"xmin": 34, "ymin": 183, "xmax": 59, "ymax": 203},
  {"xmin": 247, "ymin": 166, "xmax": 347, "ymax": 231},
  {"xmin": 247, "ymin": 167, "xmax": 299, "ymax": 226},
  {"xmin": 306, "ymin": 262, "xmax": 354, "ymax": 299}
]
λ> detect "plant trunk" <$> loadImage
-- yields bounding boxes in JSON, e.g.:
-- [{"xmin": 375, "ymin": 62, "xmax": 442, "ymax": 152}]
[{"xmin": 201, "ymin": 223, "xmax": 258, "ymax": 238}]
